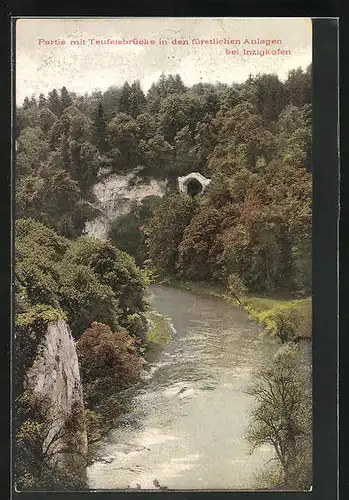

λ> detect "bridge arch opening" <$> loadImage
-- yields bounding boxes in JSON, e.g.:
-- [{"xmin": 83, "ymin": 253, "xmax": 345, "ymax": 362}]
[{"xmin": 185, "ymin": 178, "xmax": 204, "ymax": 197}]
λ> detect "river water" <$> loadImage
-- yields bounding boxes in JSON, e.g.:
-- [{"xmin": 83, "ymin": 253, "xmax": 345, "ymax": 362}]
[{"xmin": 87, "ymin": 285, "xmax": 281, "ymax": 490}]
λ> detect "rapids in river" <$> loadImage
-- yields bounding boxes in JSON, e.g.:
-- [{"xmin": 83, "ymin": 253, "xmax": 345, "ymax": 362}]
[{"xmin": 87, "ymin": 285, "xmax": 282, "ymax": 490}]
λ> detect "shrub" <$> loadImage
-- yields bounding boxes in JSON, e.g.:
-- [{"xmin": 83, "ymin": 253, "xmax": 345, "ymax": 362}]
[
  {"xmin": 268, "ymin": 298, "xmax": 312, "ymax": 343},
  {"xmin": 76, "ymin": 323, "xmax": 146, "ymax": 408},
  {"xmin": 14, "ymin": 391, "xmax": 87, "ymax": 491},
  {"xmin": 15, "ymin": 218, "xmax": 69, "ymax": 261}
]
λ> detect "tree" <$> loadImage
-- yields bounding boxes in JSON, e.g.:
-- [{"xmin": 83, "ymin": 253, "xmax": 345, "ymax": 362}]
[
  {"xmin": 102, "ymin": 85, "xmax": 122, "ymax": 120},
  {"xmin": 246, "ymin": 345, "xmax": 312, "ymax": 489},
  {"xmin": 15, "ymin": 219, "xmax": 119, "ymax": 338},
  {"xmin": 135, "ymin": 113, "xmax": 159, "ymax": 141},
  {"xmin": 146, "ymin": 73, "xmax": 186, "ymax": 114},
  {"xmin": 38, "ymin": 93, "xmax": 47, "ymax": 108},
  {"xmin": 47, "ymin": 89, "xmax": 61, "ymax": 117},
  {"xmin": 167, "ymin": 74, "xmax": 187, "ymax": 94},
  {"xmin": 276, "ymin": 104, "xmax": 312, "ymax": 171},
  {"xmin": 39, "ymin": 107, "xmax": 57, "ymax": 135},
  {"xmin": 17, "ymin": 102, "xmax": 40, "ymax": 132},
  {"xmin": 106, "ymin": 112, "xmax": 140, "ymax": 172},
  {"xmin": 15, "ymin": 163, "xmax": 84, "ymax": 238},
  {"xmin": 76, "ymin": 323, "xmax": 146, "ymax": 408},
  {"xmin": 60, "ymin": 86, "xmax": 73, "ymax": 112},
  {"xmin": 158, "ymin": 94, "xmax": 188, "ymax": 143},
  {"xmin": 284, "ymin": 67, "xmax": 311, "ymax": 108},
  {"xmin": 22, "ymin": 97, "xmax": 32, "ymax": 110},
  {"xmin": 219, "ymin": 171, "xmax": 293, "ymax": 294},
  {"xmin": 55, "ymin": 261, "xmax": 119, "ymax": 336},
  {"xmin": 253, "ymin": 73, "xmax": 286, "ymax": 121},
  {"xmin": 211, "ymin": 102, "xmax": 275, "ymax": 171},
  {"xmin": 177, "ymin": 206, "xmax": 224, "ymax": 281},
  {"xmin": 138, "ymin": 134, "xmax": 174, "ymax": 179},
  {"xmin": 119, "ymin": 81, "xmax": 132, "ymax": 114},
  {"xmin": 92, "ymin": 101, "xmax": 107, "ymax": 152},
  {"xmin": 173, "ymin": 125, "xmax": 200, "ymax": 177},
  {"xmin": 15, "ymin": 126, "xmax": 48, "ymax": 177},
  {"xmin": 192, "ymin": 115, "xmax": 218, "ymax": 172},
  {"xmin": 48, "ymin": 106, "xmax": 101, "ymax": 196},
  {"xmin": 146, "ymin": 194, "xmax": 198, "ymax": 276},
  {"xmin": 128, "ymin": 81, "xmax": 146, "ymax": 118}
]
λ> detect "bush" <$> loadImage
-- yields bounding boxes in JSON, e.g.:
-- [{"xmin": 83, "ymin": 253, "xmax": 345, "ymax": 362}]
[
  {"xmin": 268, "ymin": 298, "xmax": 312, "ymax": 343},
  {"xmin": 16, "ymin": 218, "xmax": 70, "ymax": 261},
  {"xmin": 76, "ymin": 323, "xmax": 146, "ymax": 408},
  {"xmin": 244, "ymin": 297, "xmax": 312, "ymax": 343},
  {"xmin": 14, "ymin": 391, "xmax": 87, "ymax": 491},
  {"xmin": 56, "ymin": 262, "xmax": 119, "ymax": 337}
]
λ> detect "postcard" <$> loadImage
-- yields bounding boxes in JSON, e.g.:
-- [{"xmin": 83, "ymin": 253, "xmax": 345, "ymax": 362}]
[{"xmin": 14, "ymin": 17, "xmax": 314, "ymax": 492}]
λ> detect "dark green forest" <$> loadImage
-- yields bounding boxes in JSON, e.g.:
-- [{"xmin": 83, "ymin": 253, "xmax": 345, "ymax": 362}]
[
  {"xmin": 15, "ymin": 67, "xmax": 312, "ymax": 490},
  {"xmin": 17, "ymin": 67, "xmax": 312, "ymax": 296}
]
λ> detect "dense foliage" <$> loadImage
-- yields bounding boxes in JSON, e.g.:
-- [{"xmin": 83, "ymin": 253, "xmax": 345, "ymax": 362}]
[
  {"xmin": 15, "ymin": 219, "xmax": 148, "ymax": 339},
  {"xmin": 140, "ymin": 72, "xmax": 312, "ymax": 297},
  {"xmin": 108, "ymin": 195, "xmax": 163, "ymax": 265},
  {"xmin": 18, "ymin": 70, "xmax": 309, "ymax": 298},
  {"xmin": 77, "ymin": 323, "xmax": 146, "ymax": 409}
]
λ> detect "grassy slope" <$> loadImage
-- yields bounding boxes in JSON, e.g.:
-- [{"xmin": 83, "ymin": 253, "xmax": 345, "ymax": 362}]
[{"xmin": 145, "ymin": 310, "xmax": 173, "ymax": 346}]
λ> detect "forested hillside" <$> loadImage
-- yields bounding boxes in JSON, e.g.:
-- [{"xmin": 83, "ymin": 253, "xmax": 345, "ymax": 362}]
[{"xmin": 16, "ymin": 67, "xmax": 311, "ymax": 297}]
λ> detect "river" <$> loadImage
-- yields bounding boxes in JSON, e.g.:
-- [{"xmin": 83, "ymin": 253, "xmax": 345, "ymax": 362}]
[{"xmin": 87, "ymin": 285, "xmax": 281, "ymax": 490}]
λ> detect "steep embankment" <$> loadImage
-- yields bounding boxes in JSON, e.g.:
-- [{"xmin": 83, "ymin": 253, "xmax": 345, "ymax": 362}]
[{"xmin": 85, "ymin": 172, "xmax": 166, "ymax": 239}]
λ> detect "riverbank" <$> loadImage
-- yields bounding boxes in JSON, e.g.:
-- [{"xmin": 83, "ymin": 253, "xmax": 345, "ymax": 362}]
[{"xmin": 159, "ymin": 279, "xmax": 311, "ymax": 344}]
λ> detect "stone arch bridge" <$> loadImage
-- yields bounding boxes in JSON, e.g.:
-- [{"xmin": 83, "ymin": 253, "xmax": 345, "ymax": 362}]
[{"xmin": 178, "ymin": 172, "xmax": 211, "ymax": 196}]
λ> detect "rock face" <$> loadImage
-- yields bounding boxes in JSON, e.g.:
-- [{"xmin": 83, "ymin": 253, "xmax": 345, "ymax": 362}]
[
  {"xmin": 25, "ymin": 320, "xmax": 88, "ymax": 484},
  {"xmin": 85, "ymin": 172, "xmax": 166, "ymax": 239}
]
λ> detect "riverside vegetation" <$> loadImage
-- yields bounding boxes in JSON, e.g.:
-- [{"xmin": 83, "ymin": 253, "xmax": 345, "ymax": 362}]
[{"xmin": 15, "ymin": 67, "xmax": 312, "ymax": 490}]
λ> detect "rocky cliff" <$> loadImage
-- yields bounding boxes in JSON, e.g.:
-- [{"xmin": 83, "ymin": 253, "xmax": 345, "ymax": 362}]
[
  {"xmin": 24, "ymin": 319, "xmax": 88, "ymax": 486},
  {"xmin": 85, "ymin": 172, "xmax": 166, "ymax": 239}
]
